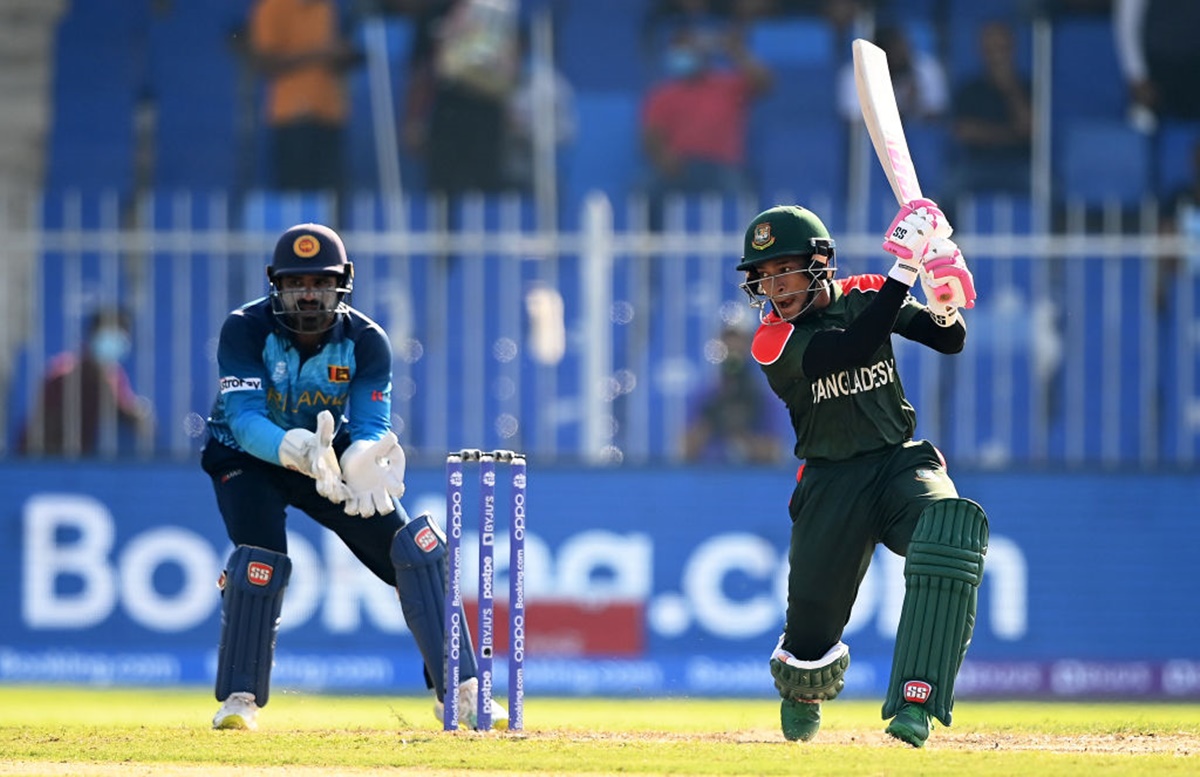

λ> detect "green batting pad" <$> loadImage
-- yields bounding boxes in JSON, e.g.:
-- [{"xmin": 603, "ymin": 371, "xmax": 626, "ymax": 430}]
[{"xmin": 883, "ymin": 499, "xmax": 988, "ymax": 726}]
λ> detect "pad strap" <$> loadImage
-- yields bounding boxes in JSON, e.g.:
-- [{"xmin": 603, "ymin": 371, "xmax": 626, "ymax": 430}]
[
  {"xmin": 215, "ymin": 545, "xmax": 291, "ymax": 706},
  {"xmin": 883, "ymin": 499, "xmax": 988, "ymax": 726},
  {"xmin": 390, "ymin": 514, "xmax": 476, "ymax": 701},
  {"xmin": 770, "ymin": 638, "xmax": 850, "ymax": 702}
]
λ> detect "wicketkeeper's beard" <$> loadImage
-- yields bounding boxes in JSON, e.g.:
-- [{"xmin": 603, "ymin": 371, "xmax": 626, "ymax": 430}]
[
  {"xmin": 291, "ymin": 308, "xmax": 335, "ymax": 333},
  {"xmin": 276, "ymin": 290, "xmax": 339, "ymax": 333}
]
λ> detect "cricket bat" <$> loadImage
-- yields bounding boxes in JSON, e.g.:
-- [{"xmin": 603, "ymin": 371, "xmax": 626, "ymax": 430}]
[
  {"xmin": 852, "ymin": 37, "xmax": 922, "ymax": 205},
  {"xmin": 853, "ymin": 38, "xmax": 958, "ymax": 310}
]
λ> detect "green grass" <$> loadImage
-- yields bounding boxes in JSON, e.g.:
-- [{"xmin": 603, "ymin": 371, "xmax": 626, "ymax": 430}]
[{"xmin": 1, "ymin": 686, "xmax": 1198, "ymax": 776}]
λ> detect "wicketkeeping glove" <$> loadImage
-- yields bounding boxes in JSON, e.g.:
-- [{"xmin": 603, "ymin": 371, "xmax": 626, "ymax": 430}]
[
  {"xmin": 339, "ymin": 432, "xmax": 407, "ymax": 518},
  {"xmin": 277, "ymin": 409, "xmax": 349, "ymax": 503},
  {"xmin": 919, "ymin": 237, "xmax": 976, "ymax": 327},
  {"xmin": 882, "ymin": 198, "xmax": 953, "ymax": 287}
]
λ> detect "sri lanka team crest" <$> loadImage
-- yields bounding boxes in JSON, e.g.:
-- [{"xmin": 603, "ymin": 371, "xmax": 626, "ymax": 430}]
[
  {"xmin": 293, "ymin": 234, "xmax": 320, "ymax": 258},
  {"xmin": 752, "ymin": 222, "xmax": 775, "ymax": 250}
]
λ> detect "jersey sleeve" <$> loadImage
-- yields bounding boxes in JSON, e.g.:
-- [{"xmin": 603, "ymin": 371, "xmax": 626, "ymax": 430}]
[
  {"xmin": 801, "ymin": 279, "xmax": 909, "ymax": 378},
  {"xmin": 895, "ymin": 290, "xmax": 926, "ymax": 330},
  {"xmin": 216, "ymin": 312, "xmax": 288, "ymax": 464},
  {"xmin": 895, "ymin": 294, "xmax": 967, "ymax": 353},
  {"xmin": 346, "ymin": 323, "xmax": 394, "ymax": 443}
]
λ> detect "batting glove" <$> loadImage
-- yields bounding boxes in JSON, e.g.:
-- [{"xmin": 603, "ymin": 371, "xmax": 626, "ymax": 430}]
[
  {"xmin": 882, "ymin": 198, "xmax": 954, "ymax": 273},
  {"xmin": 919, "ymin": 237, "xmax": 976, "ymax": 326}
]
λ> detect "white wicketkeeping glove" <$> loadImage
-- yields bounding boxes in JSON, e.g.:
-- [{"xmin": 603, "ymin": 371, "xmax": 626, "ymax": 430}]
[
  {"xmin": 277, "ymin": 410, "xmax": 349, "ymax": 503},
  {"xmin": 339, "ymin": 432, "xmax": 407, "ymax": 518},
  {"xmin": 919, "ymin": 237, "xmax": 977, "ymax": 327},
  {"xmin": 882, "ymin": 198, "xmax": 954, "ymax": 287}
]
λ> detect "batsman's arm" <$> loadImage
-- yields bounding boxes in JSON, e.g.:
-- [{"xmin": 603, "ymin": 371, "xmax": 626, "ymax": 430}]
[
  {"xmin": 802, "ymin": 280, "xmax": 911, "ymax": 378},
  {"xmin": 897, "ymin": 294, "xmax": 966, "ymax": 354}
]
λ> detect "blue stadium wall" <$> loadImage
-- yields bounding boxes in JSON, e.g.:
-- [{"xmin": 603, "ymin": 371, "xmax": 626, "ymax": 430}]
[{"xmin": 1, "ymin": 461, "xmax": 1198, "ymax": 700}]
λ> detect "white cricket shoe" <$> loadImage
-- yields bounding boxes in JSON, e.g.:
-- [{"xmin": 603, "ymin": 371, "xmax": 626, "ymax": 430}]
[
  {"xmin": 213, "ymin": 691, "xmax": 259, "ymax": 730},
  {"xmin": 432, "ymin": 677, "xmax": 510, "ymax": 730}
]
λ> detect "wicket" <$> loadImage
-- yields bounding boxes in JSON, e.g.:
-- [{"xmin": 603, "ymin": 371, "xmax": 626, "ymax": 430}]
[{"xmin": 443, "ymin": 448, "xmax": 526, "ymax": 732}]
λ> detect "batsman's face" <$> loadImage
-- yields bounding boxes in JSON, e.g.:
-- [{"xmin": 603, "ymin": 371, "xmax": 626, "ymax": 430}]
[{"xmin": 754, "ymin": 255, "xmax": 830, "ymax": 320}]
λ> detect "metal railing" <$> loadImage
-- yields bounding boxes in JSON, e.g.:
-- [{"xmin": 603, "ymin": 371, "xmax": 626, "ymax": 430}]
[{"xmin": 0, "ymin": 189, "xmax": 1196, "ymax": 469}]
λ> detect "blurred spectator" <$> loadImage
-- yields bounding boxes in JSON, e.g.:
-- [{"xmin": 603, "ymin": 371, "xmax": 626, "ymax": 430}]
[
  {"xmin": 823, "ymin": 0, "xmax": 867, "ymax": 29},
  {"xmin": 18, "ymin": 308, "xmax": 154, "ymax": 457},
  {"xmin": 682, "ymin": 325, "xmax": 786, "ymax": 464},
  {"xmin": 646, "ymin": 0, "xmax": 729, "ymax": 35},
  {"xmin": 1167, "ymin": 140, "xmax": 1200, "ymax": 264},
  {"xmin": 944, "ymin": 20, "xmax": 1032, "ymax": 200},
  {"xmin": 502, "ymin": 23, "xmax": 577, "ymax": 194},
  {"xmin": 400, "ymin": 0, "xmax": 519, "ymax": 196},
  {"xmin": 1114, "ymin": 0, "xmax": 1200, "ymax": 132},
  {"xmin": 1037, "ymin": 0, "xmax": 1110, "ymax": 14},
  {"xmin": 639, "ymin": 22, "xmax": 772, "ymax": 227},
  {"xmin": 644, "ymin": 0, "xmax": 823, "ymax": 35},
  {"xmin": 1159, "ymin": 138, "xmax": 1200, "ymax": 306},
  {"xmin": 247, "ymin": 0, "xmax": 363, "ymax": 193},
  {"xmin": 836, "ymin": 25, "xmax": 948, "ymax": 123}
]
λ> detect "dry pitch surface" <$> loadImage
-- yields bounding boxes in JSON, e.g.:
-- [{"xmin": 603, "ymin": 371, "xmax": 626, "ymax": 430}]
[{"xmin": 1, "ymin": 688, "xmax": 1197, "ymax": 776}]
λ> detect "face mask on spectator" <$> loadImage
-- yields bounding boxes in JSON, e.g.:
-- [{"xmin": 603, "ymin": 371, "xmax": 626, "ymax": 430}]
[
  {"xmin": 90, "ymin": 328, "xmax": 131, "ymax": 364},
  {"xmin": 664, "ymin": 46, "xmax": 703, "ymax": 78}
]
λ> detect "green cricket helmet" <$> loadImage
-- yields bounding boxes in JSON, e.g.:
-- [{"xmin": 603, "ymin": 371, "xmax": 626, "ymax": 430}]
[{"xmin": 736, "ymin": 205, "xmax": 837, "ymax": 322}]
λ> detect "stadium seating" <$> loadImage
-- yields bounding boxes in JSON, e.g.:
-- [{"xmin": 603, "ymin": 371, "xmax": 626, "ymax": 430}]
[
  {"xmin": 41, "ymin": 2, "xmax": 1161, "ymax": 222},
  {"xmin": 1048, "ymin": 16, "xmax": 1126, "ymax": 128},
  {"xmin": 346, "ymin": 15, "xmax": 414, "ymax": 195},
  {"xmin": 1059, "ymin": 120, "xmax": 1150, "ymax": 206},
  {"xmin": 45, "ymin": 0, "xmax": 146, "ymax": 197},
  {"xmin": 557, "ymin": 0, "xmax": 651, "ymax": 93},
  {"xmin": 1155, "ymin": 120, "xmax": 1200, "ymax": 200},
  {"xmin": 146, "ymin": 3, "xmax": 243, "ymax": 192},
  {"xmin": 747, "ymin": 17, "xmax": 835, "ymax": 69},
  {"xmin": 562, "ymin": 91, "xmax": 642, "ymax": 222},
  {"xmin": 240, "ymin": 189, "xmax": 337, "ymax": 231}
]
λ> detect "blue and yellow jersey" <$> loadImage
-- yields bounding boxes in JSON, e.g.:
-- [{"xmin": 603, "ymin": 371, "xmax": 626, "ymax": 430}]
[{"xmin": 204, "ymin": 298, "xmax": 393, "ymax": 464}]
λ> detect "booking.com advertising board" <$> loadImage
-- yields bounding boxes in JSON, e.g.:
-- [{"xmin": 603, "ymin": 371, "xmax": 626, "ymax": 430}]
[{"xmin": 1, "ymin": 460, "xmax": 1198, "ymax": 701}]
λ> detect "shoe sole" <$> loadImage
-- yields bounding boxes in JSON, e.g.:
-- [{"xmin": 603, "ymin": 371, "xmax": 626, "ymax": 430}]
[
  {"xmin": 884, "ymin": 723, "xmax": 927, "ymax": 748},
  {"xmin": 213, "ymin": 715, "xmax": 252, "ymax": 731},
  {"xmin": 433, "ymin": 705, "xmax": 510, "ymax": 731}
]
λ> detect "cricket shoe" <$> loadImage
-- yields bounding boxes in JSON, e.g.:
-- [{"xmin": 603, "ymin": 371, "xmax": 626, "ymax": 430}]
[
  {"xmin": 885, "ymin": 703, "xmax": 932, "ymax": 747},
  {"xmin": 212, "ymin": 691, "xmax": 259, "ymax": 731},
  {"xmin": 432, "ymin": 677, "xmax": 510, "ymax": 730},
  {"xmin": 780, "ymin": 699, "xmax": 821, "ymax": 742}
]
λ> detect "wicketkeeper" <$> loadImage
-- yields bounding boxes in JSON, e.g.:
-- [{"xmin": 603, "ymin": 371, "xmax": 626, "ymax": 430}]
[
  {"xmin": 201, "ymin": 223, "xmax": 506, "ymax": 730},
  {"xmin": 736, "ymin": 201, "xmax": 987, "ymax": 747}
]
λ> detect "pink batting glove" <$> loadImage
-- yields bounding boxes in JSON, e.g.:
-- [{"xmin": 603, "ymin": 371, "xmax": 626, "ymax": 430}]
[
  {"xmin": 920, "ymin": 238, "xmax": 976, "ymax": 310},
  {"xmin": 882, "ymin": 198, "xmax": 953, "ymax": 260}
]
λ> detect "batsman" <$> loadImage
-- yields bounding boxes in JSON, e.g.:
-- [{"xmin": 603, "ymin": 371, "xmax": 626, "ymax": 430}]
[{"xmin": 736, "ymin": 200, "xmax": 987, "ymax": 747}]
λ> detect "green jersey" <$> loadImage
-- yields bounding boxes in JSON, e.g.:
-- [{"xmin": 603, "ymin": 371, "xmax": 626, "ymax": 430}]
[{"xmin": 751, "ymin": 276, "xmax": 924, "ymax": 462}]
